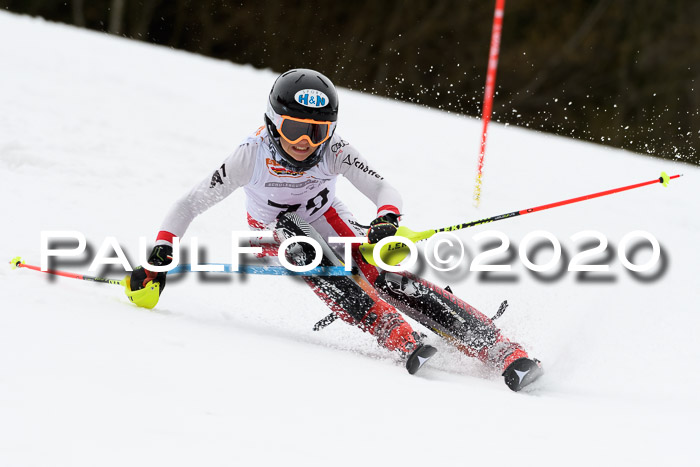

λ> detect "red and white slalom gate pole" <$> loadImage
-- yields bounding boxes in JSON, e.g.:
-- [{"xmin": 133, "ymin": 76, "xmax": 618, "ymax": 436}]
[{"xmin": 473, "ymin": 0, "xmax": 506, "ymax": 208}]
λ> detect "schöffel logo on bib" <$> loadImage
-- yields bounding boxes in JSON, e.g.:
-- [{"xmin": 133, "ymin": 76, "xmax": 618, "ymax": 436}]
[{"xmin": 295, "ymin": 89, "xmax": 329, "ymax": 108}]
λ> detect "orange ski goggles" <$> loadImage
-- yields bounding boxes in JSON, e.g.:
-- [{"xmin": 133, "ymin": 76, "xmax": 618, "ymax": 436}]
[{"xmin": 277, "ymin": 115, "xmax": 333, "ymax": 148}]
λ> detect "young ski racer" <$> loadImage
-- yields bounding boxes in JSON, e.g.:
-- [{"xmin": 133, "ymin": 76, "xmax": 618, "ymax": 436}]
[{"xmin": 129, "ymin": 68, "xmax": 543, "ymax": 391}]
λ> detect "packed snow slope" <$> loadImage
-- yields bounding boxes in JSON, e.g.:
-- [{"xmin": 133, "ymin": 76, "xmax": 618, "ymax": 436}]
[{"xmin": 1, "ymin": 12, "xmax": 699, "ymax": 467}]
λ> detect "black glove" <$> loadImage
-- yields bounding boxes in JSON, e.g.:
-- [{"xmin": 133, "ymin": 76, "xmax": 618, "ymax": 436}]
[
  {"xmin": 367, "ymin": 212, "xmax": 400, "ymax": 244},
  {"xmin": 130, "ymin": 245, "xmax": 173, "ymax": 294}
]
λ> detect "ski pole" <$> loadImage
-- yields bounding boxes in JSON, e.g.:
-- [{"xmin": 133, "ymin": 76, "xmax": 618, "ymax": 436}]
[
  {"xmin": 9, "ymin": 256, "xmax": 160, "ymax": 308},
  {"xmin": 9, "ymin": 256, "xmax": 126, "ymax": 285},
  {"xmin": 361, "ymin": 171, "xmax": 682, "ymax": 266},
  {"xmin": 9, "ymin": 257, "xmax": 350, "ymax": 278},
  {"xmin": 9, "ymin": 257, "xmax": 352, "ymax": 308}
]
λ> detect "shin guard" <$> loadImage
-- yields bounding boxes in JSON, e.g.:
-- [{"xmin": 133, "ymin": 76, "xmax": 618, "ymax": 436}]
[
  {"xmin": 276, "ymin": 213, "xmax": 420, "ymax": 355},
  {"xmin": 374, "ymin": 271, "xmax": 527, "ymax": 371}
]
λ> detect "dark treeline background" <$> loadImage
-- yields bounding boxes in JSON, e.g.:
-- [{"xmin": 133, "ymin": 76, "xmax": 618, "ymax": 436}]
[{"xmin": 4, "ymin": 0, "xmax": 698, "ymax": 165}]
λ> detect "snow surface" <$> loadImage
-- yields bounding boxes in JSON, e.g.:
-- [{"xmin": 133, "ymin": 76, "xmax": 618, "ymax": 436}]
[{"xmin": 1, "ymin": 11, "xmax": 699, "ymax": 467}]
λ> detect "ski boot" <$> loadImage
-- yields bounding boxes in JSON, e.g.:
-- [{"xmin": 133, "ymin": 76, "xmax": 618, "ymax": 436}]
[{"xmin": 380, "ymin": 318, "xmax": 437, "ymax": 375}]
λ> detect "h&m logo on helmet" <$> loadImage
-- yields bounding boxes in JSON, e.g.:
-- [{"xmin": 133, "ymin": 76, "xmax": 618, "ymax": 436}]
[{"xmin": 295, "ymin": 89, "xmax": 328, "ymax": 108}]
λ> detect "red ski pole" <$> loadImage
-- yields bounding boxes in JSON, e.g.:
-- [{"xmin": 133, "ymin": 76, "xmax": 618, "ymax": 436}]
[
  {"xmin": 9, "ymin": 257, "xmax": 160, "ymax": 309},
  {"xmin": 9, "ymin": 257, "xmax": 125, "ymax": 285},
  {"xmin": 361, "ymin": 172, "xmax": 682, "ymax": 265},
  {"xmin": 441, "ymin": 172, "xmax": 682, "ymax": 233}
]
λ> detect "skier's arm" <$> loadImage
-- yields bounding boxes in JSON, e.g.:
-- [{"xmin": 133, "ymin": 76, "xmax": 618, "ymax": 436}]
[
  {"xmin": 329, "ymin": 139, "xmax": 402, "ymax": 218},
  {"xmin": 154, "ymin": 143, "xmax": 256, "ymax": 245}
]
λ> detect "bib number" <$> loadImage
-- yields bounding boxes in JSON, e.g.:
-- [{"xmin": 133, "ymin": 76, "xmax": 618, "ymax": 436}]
[{"xmin": 267, "ymin": 188, "xmax": 331, "ymax": 217}]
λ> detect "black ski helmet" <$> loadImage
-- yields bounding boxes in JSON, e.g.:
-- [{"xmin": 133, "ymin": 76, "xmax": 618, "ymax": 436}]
[{"xmin": 264, "ymin": 68, "xmax": 339, "ymax": 170}]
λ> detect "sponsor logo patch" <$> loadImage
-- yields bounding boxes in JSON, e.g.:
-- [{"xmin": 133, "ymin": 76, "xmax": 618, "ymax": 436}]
[
  {"xmin": 295, "ymin": 89, "xmax": 329, "ymax": 108},
  {"xmin": 341, "ymin": 155, "xmax": 384, "ymax": 180},
  {"xmin": 209, "ymin": 163, "xmax": 227, "ymax": 188},
  {"xmin": 264, "ymin": 179, "xmax": 328, "ymax": 189},
  {"xmin": 331, "ymin": 140, "xmax": 349, "ymax": 153},
  {"xmin": 265, "ymin": 158, "xmax": 305, "ymax": 178}
]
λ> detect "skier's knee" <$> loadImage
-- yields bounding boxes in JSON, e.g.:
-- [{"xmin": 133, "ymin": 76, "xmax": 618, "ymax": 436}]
[{"xmin": 275, "ymin": 212, "xmax": 320, "ymax": 267}]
